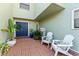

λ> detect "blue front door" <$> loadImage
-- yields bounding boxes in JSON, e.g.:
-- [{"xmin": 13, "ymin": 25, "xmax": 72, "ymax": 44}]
[{"xmin": 16, "ymin": 22, "xmax": 28, "ymax": 37}]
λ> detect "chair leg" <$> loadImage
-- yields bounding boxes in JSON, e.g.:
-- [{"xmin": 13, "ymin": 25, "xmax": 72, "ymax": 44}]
[
  {"xmin": 54, "ymin": 51, "xmax": 58, "ymax": 56},
  {"xmin": 41, "ymin": 42, "xmax": 43, "ymax": 45},
  {"xmin": 48, "ymin": 43, "xmax": 50, "ymax": 48},
  {"xmin": 50, "ymin": 46, "xmax": 52, "ymax": 50},
  {"xmin": 50, "ymin": 43, "xmax": 53, "ymax": 50}
]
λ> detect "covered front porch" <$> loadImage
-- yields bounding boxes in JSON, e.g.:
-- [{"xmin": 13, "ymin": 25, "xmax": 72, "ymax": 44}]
[{"xmin": 4, "ymin": 37, "xmax": 77, "ymax": 56}]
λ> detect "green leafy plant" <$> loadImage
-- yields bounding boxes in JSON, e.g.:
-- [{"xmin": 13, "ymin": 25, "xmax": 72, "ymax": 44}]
[
  {"xmin": 1, "ymin": 17, "xmax": 21, "ymax": 41},
  {"xmin": 0, "ymin": 44, "xmax": 3, "ymax": 55},
  {"xmin": 33, "ymin": 30, "xmax": 42, "ymax": 40},
  {"xmin": 14, "ymin": 24, "xmax": 21, "ymax": 31},
  {"xmin": 1, "ymin": 44, "xmax": 10, "ymax": 55},
  {"xmin": 0, "ymin": 43, "xmax": 10, "ymax": 55},
  {"xmin": 0, "ymin": 44, "xmax": 3, "ymax": 50},
  {"xmin": 8, "ymin": 18, "xmax": 21, "ymax": 40},
  {"xmin": 8, "ymin": 17, "xmax": 14, "ymax": 40}
]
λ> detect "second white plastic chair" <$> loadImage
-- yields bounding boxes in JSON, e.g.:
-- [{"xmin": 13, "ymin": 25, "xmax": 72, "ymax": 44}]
[{"xmin": 41, "ymin": 32, "xmax": 54, "ymax": 47}]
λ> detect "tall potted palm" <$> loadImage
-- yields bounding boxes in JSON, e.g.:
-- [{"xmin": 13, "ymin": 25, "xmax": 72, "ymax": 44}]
[
  {"xmin": 7, "ymin": 17, "xmax": 16, "ymax": 47},
  {"xmin": 1, "ymin": 17, "xmax": 21, "ymax": 47}
]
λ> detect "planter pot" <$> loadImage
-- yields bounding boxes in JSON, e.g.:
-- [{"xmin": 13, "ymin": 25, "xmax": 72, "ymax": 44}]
[
  {"xmin": 30, "ymin": 33, "xmax": 33, "ymax": 38},
  {"xmin": 33, "ymin": 36, "xmax": 40, "ymax": 40},
  {"xmin": 7, "ymin": 39, "xmax": 16, "ymax": 47}
]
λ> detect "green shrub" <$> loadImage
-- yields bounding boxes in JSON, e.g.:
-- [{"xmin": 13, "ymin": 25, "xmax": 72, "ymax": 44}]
[
  {"xmin": 0, "ymin": 43, "xmax": 10, "ymax": 55},
  {"xmin": 1, "ymin": 17, "xmax": 21, "ymax": 41},
  {"xmin": 33, "ymin": 30, "xmax": 42, "ymax": 40},
  {"xmin": 2, "ymin": 44, "xmax": 10, "ymax": 55}
]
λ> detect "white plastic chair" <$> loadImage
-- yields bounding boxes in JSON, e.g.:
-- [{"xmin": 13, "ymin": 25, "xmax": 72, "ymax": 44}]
[
  {"xmin": 41, "ymin": 32, "xmax": 54, "ymax": 47},
  {"xmin": 51, "ymin": 34, "xmax": 74, "ymax": 56}
]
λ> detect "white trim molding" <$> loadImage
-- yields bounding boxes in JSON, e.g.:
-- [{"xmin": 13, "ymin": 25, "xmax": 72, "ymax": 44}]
[
  {"xmin": 72, "ymin": 8, "xmax": 79, "ymax": 30},
  {"xmin": 14, "ymin": 20, "xmax": 29, "ymax": 37},
  {"xmin": 72, "ymin": 9, "xmax": 74, "ymax": 29}
]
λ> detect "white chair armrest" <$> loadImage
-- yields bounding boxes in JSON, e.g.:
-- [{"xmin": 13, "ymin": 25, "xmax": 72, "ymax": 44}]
[
  {"xmin": 56, "ymin": 44, "xmax": 73, "ymax": 47},
  {"xmin": 42, "ymin": 36, "xmax": 47, "ymax": 38},
  {"xmin": 53, "ymin": 40, "xmax": 61, "ymax": 41},
  {"xmin": 53, "ymin": 40, "xmax": 61, "ymax": 44}
]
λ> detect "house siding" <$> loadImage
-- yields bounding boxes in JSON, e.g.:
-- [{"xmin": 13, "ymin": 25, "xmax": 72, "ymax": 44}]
[{"xmin": 39, "ymin": 3, "xmax": 79, "ymax": 52}]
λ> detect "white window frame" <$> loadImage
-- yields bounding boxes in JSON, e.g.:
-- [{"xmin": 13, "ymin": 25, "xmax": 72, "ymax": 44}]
[
  {"xmin": 72, "ymin": 8, "xmax": 79, "ymax": 29},
  {"xmin": 19, "ymin": 3, "xmax": 30, "ymax": 10}
]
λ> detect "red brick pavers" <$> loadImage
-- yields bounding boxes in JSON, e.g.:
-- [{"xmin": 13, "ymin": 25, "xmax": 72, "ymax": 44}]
[{"xmin": 5, "ymin": 38, "xmax": 67, "ymax": 56}]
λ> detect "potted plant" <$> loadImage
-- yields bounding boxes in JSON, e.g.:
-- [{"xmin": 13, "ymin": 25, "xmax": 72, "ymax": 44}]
[
  {"xmin": 1, "ymin": 17, "xmax": 21, "ymax": 47},
  {"xmin": 6, "ymin": 17, "xmax": 16, "ymax": 47},
  {"xmin": 29, "ymin": 29, "xmax": 33, "ymax": 38},
  {"xmin": 33, "ymin": 30, "xmax": 42, "ymax": 40}
]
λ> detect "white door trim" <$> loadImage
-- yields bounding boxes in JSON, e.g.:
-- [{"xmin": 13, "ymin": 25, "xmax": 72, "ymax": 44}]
[{"xmin": 14, "ymin": 20, "xmax": 29, "ymax": 37}]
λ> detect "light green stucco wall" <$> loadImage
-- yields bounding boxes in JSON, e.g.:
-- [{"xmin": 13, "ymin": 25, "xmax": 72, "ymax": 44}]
[
  {"xmin": 0, "ymin": 3, "xmax": 13, "ymax": 43},
  {"xmin": 40, "ymin": 3, "xmax": 79, "ymax": 52},
  {"xmin": 12, "ymin": 3, "xmax": 35, "ymax": 19},
  {"xmin": 0, "ymin": 3, "xmax": 38, "ymax": 43},
  {"xmin": 12, "ymin": 3, "xmax": 50, "ymax": 19}
]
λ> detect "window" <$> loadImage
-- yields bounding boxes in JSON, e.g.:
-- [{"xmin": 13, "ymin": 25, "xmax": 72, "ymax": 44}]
[
  {"xmin": 19, "ymin": 3, "xmax": 30, "ymax": 10},
  {"xmin": 72, "ymin": 8, "xmax": 79, "ymax": 29}
]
